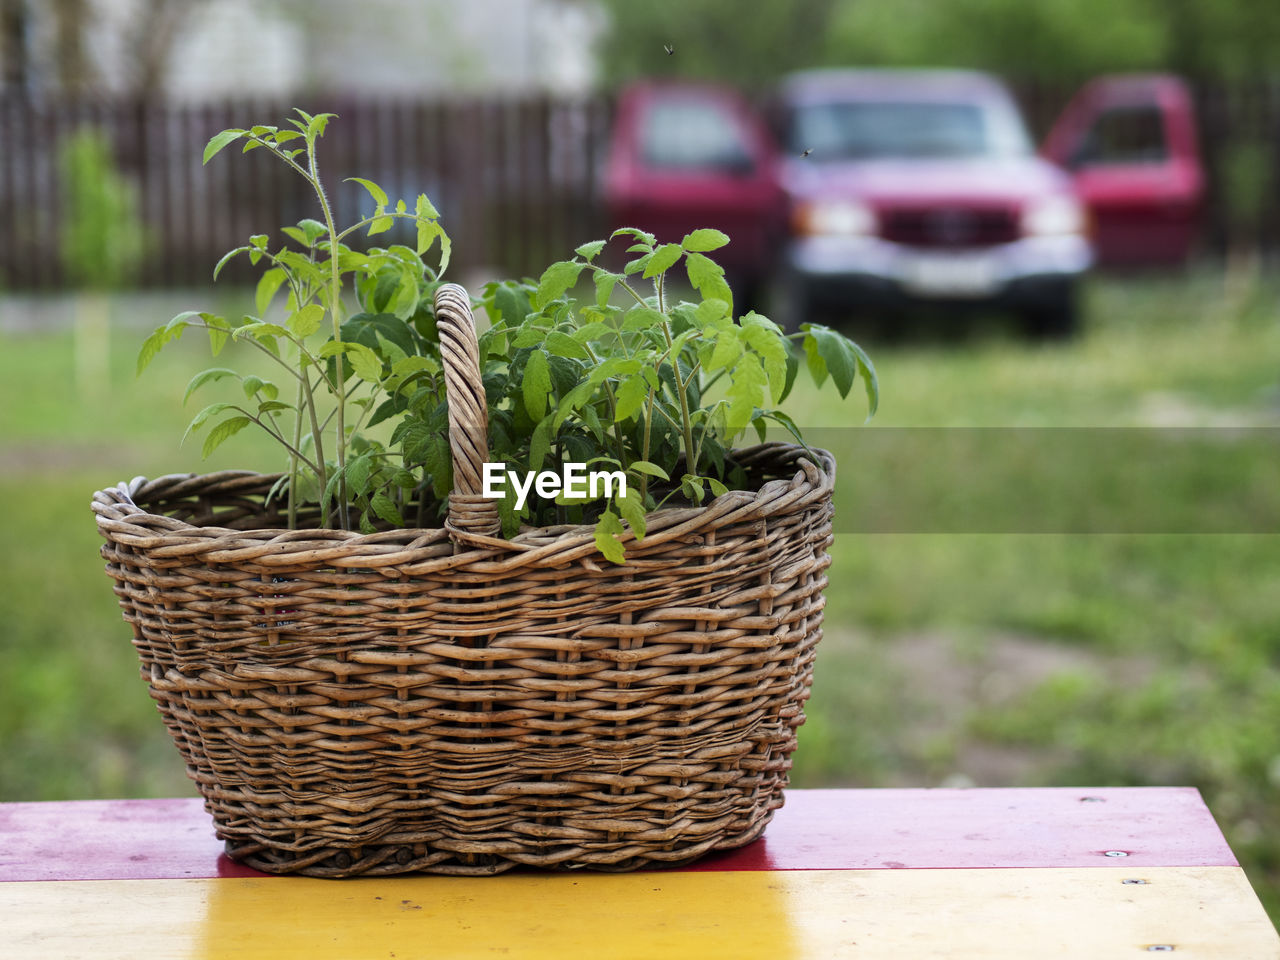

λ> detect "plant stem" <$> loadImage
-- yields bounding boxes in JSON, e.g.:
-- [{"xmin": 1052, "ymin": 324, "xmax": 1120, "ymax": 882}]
[
  {"xmin": 307, "ymin": 131, "xmax": 350, "ymax": 529},
  {"xmin": 661, "ymin": 320, "xmax": 697, "ymax": 477},
  {"xmin": 288, "ymin": 376, "xmax": 304, "ymax": 528}
]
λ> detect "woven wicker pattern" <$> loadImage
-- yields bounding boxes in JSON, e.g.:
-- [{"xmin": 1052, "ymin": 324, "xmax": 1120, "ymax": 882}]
[{"xmin": 92, "ymin": 285, "xmax": 836, "ymax": 877}]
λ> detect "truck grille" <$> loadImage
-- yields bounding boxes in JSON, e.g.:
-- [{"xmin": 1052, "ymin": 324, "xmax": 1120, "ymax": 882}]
[{"xmin": 880, "ymin": 207, "xmax": 1020, "ymax": 248}]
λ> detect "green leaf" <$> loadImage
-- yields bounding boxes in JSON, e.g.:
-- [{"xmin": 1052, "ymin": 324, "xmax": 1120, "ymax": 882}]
[
  {"xmin": 201, "ymin": 415, "xmax": 251, "ymax": 459},
  {"xmin": 629, "ymin": 460, "xmax": 670, "ymax": 481},
  {"xmin": 288, "ymin": 303, "xmax": 325, "ymax": 338},
  {"xmin": 642, "ymin": 242, "xmax": 684, "ymax": 278},
  {"xmin": 346, "ymin": 342, "xmax": 383, "ymax": 382},
  {"xmin": 610, "ymin": 227, "xmax": 656, "ymax": 247},
  {"xmin": 742, "ymin": 315, "xmax": 789, "ymax": 403},
  {"xmin": 614, "ymin": 375, "xmax": 648, "ymax": 422},
  {"xmin": 593, "ymin": 510, "xmax": 627, "ymax": 564},
  {"xmin": 184, "ymin": 368, "xmax": 238, "ymax": 405},
  {"xmin": 212, "ymin": 247, "xmax": 244, "ymax": 281},
  {"xmin": 706, "ymin": 327, "xmax": 743, "ymax": 373},
  {"xmin": 618, "ymin": 488, "xmax": 647, "ymax": 541},
  {"xmin": 528, "ymin": 414, "xmax": 553, "ymax": 470},
  {"xmin": 847, "ymin": 339, "xmax": 880, "ymax": 419},
  {"xmin": 416, "ymin": 217, "xmax": 440, "ymax": 258},
  {"xmin": 347, "ymin": 177, "xmax": 388, "ymax": 209},
  {"xmin": 416, "ymin": 193, "xmax": 439, "ymax": 219},
  {"xmin": 346, "ymin": 454, "xmax": 373, "ymax": 497},
  {"xmin": 594, "ymin": 271, "xmax": 620, "ymax": 308},
  {"xmin": 182, "ymin": 401, "xmax": 236, "ymax": 446},
  {"xmin": 202, "ymin": 129, "xmax": 244, "ymax": 165},
  {"xmin": 685, "ymin": 252, "xmax": 733, "ymax": 314},
  {"xmin": 205, "ymin": 314, "xmax": 231, "ymax": 357},
  {"xmin": 804, "ymin": 325, "xmax": 856, "ymax": 399},
  {"xmin": 255, "ymin": 268, "xmax": 287, "ymax": 317},
  {"xmin": 523, "ymin": 350, "xmax": 552, "ymax": 420},
  {"xmin": 370, "ymin": 492, "xmax": 403, "ymax": 526},
  {"xmin": 546, "ymin": 330, "xmax": 590, "ymax": 359},
  {"xmin": 534, "ymin": 260, "xmax": 585, "ymax": 309},
  {"xmin": 681, "ymin": 228, "xmax": 730, "ymax": 252},
  {"xmin": 242, "ymin": 375, "xmax": 278, "ymax": 401},
  {"xmin": 575, "ymin": 239, "xmax": 607, "ymax": 261},
  {"xmin": 707, "ymin": 477, "xmax": 728, "ymax": 497},
  {"xmin": 622, "ymin": 305, "xmax": 667, "ymax": 332},
  {"xmin": 726, "ymin": 353, "xmax": 768, "ymax": 432}
]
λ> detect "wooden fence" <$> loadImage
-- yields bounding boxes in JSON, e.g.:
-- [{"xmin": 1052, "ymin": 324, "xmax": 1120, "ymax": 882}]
[
  {"xmin": 0, "ymin": 95, "xmax": 612, "ymax": 290},
  {"xmin": 1, "ymin": 81, "xmax": 1278, "ymax": 291}
]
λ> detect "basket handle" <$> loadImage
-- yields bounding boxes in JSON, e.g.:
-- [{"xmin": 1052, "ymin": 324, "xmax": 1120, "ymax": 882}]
[{"xmin": 434, "ymin": 283, "xmax": 502, "ymax": 540}]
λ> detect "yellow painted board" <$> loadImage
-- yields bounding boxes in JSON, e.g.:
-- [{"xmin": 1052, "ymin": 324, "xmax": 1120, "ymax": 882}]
[{"xmin": 5, "ymin": 866, "xmax": 1277, "ymax": 960}]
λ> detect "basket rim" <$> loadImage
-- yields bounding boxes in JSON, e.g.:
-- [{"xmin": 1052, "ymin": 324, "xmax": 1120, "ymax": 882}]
[{"xmin": 92, "ymin": 442, "xmax": 835, "ymax": 570}]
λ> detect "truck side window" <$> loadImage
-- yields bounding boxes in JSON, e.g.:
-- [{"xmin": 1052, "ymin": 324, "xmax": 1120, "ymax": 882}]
[{"xmin": 1071, "ymin": 105, "xmax": 1169, "ymax": 168}]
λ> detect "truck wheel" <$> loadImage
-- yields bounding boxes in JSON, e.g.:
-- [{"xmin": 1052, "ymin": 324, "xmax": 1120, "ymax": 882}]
[{"xmin": 1021, "ymin": 283, "xmax": 1080, "ymax": 340}]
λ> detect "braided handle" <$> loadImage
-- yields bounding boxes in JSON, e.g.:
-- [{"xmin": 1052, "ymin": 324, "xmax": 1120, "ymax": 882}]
[{"xmin": 434, "ymin": 283, "xmax": 502, "ymax": 540}]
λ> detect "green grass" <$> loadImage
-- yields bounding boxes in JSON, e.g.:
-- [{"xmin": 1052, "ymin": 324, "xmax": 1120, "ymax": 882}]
[{"xmin": 1, "ymin": 273, "xmax": 1277, "ymax": 922}]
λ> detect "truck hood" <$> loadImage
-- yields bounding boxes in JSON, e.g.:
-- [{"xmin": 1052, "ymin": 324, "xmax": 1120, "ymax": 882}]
[{"xmin": 781, "ymin": 155, "xmax": 1073, "ymax": 205}]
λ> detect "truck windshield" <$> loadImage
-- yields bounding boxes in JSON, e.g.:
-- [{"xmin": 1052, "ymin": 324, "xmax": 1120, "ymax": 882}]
[{"xmin": 790, "ymin": 100, "xmax": 1033, "ymax": 161}]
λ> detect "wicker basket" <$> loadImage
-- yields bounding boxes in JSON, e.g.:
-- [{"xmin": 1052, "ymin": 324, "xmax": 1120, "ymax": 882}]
[{"xmin": 92, "ymin": 284, "xmax": 836, "ymax": 877}]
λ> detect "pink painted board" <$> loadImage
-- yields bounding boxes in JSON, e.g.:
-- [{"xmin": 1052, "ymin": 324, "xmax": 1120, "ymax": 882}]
[{"xmin": 0, "ymin": 787, "xmax": 1236, "ymax": 883}]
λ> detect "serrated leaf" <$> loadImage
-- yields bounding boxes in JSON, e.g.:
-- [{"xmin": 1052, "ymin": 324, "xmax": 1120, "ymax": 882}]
[
  {"xmin": 613, "ymin": 375, "xmax": 648, "ymax": 422},
  {"xmin": 346, "ymin": 342, "xmax": 383, "ymax": 382},
  {"xmin": 346, "ymin": 454, "xmax": 373, "ymax": 497},
  {"xmin": 203, "ymin": 129, "xmax": 244, "ymax": 165},
  {"xmin": 726, "ymin": 353, "xmax": 767, "ymax": 432},
  {"xmin": 182, "ymin": 401, "xmax": 236, "ymax": 446},
  {"xmin": 686, "ymin": 252, "xmax": 733, "ymax": 314},
  {"xmin": 610, "ymin": 227, "xmax": 656, "ymax": 246},
  {"xmin": 523, "ymin": 350, "xmax": 552, "ymax": 420},
  {"xmin": 255, "ymin": 268, "xmax": 287, "ymax": 317},
  {"xmin": 201, "ymin": 415, "xmax": 251, "ymax": 459},
  {"xmin": 184, "ymin": 368, "xmax": 238, "ymax": 405},
  {"xmin": 212, "ymin": 247, "xmax": 243, "ymax": 281},
  {"xmin": 847, "ymin": 339, "xmax": 880, "ymax": 419},
  {"xmin": 205, "ymin": 314, "xmax": 231, "ymax": 356},
  {"xmin": 594, "ymin": 510, "xmax": 626, "ymax": 564},
  {"xmin": 621, "ymin": 305, "xmax": 667, "ymax": 332},
  {"xmin": 806, "ymin": 325, "xmax": 856, "ymax": 399},
  {"xmin": 528, "ymin": 414, "xmax": 553, "ymax": 470},
  {"xmin": 707, "ymin": 327, "xmax": 743, "ymax": 372},
  {"xmin": 288, "ymin": 303, "xmax": 325, "ymax": 338},
  {"xmin": 629, "ymin": 460, "xmax": 670, "ymax": 480},
  {"xmin": 347, "ymin": 177, "xmax": 388, "ymax": 209},
  {"xmin": 242, "ymin": 375, "xmax": 278, "ymax": 400},
  {"xmin": 618, "ymin": 488, "xmax": 647, "ymax": 540},
  {"xmin": 545, "ymin": 330, "xmax": 590, "ymax": 359},
  {"xmin": 575, "ymin": 239, "xmax": 607, "ymax": 261},
  {"xmin": 589, "ymin": 272, "xmax": 618, "ymax": 308},
  {"xmin": 534, "ymin": 260, "xmax": 585, "ymax": 310},
  {"xmin": 370, "ymin": 492, "xmax": 403, "ymax": 526},
  {"xmin": 681, "ymin": 228, "xmax": 730, "ymax": 252},
  {"xmin": 642, "ymin": 242, "xmax": 683, "ymax": 278}
]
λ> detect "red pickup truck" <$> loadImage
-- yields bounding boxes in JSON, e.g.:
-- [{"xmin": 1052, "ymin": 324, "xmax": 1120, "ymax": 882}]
[{"xmin": 602, "ymin": 72, "xmax": 1203, "ymax": 337}]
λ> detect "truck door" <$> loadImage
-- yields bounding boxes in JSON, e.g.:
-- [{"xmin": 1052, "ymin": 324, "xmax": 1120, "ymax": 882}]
[{"xmin": 1042, "ymin": 75, "xmax": 1203, "ymax": 267}]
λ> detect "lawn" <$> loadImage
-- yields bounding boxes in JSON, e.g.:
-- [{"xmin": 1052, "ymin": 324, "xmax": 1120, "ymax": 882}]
[{"xmin": 0, "ymin": 272, "xmax": 1277, "ymax": 921}]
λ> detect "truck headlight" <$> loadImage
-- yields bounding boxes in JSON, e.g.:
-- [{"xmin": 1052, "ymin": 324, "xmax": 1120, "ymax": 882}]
[
  {"xmin": 1022, "ymin": 195, "xmax": 1085, "ymax": 237},
  {"xmin": 793, "ymin": 200, "xmax": 876, "ymax": 237}
]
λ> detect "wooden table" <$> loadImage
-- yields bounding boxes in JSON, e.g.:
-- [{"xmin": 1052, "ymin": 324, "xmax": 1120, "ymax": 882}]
[{"xmin": 2, "ymin": 787, "xmax": 1276, "ymax": 958}]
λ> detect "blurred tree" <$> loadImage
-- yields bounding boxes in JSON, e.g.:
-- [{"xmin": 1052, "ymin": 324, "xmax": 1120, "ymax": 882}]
[
  {"xmin": 595, "ymin": 0, "xmax": 838, "ymax": 90},
  {"xmin": 595, "ymin": 0, "xmax": 1280, "ymax": 84},
  {"xmin": 1, "ymin": 0, "xmax": 28, "ymax": 89}
]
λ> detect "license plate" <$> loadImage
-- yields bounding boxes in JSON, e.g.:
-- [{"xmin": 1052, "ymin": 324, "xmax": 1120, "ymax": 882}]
[{"xmin": 901, "ymin": 254, "xmax": 998, "ymax": 297}]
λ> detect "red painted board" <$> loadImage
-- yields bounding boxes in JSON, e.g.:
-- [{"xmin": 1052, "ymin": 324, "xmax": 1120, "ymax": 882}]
[{"xmin": 0, "ymin": 787, "xmax": 1235, "ymax": 883}]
